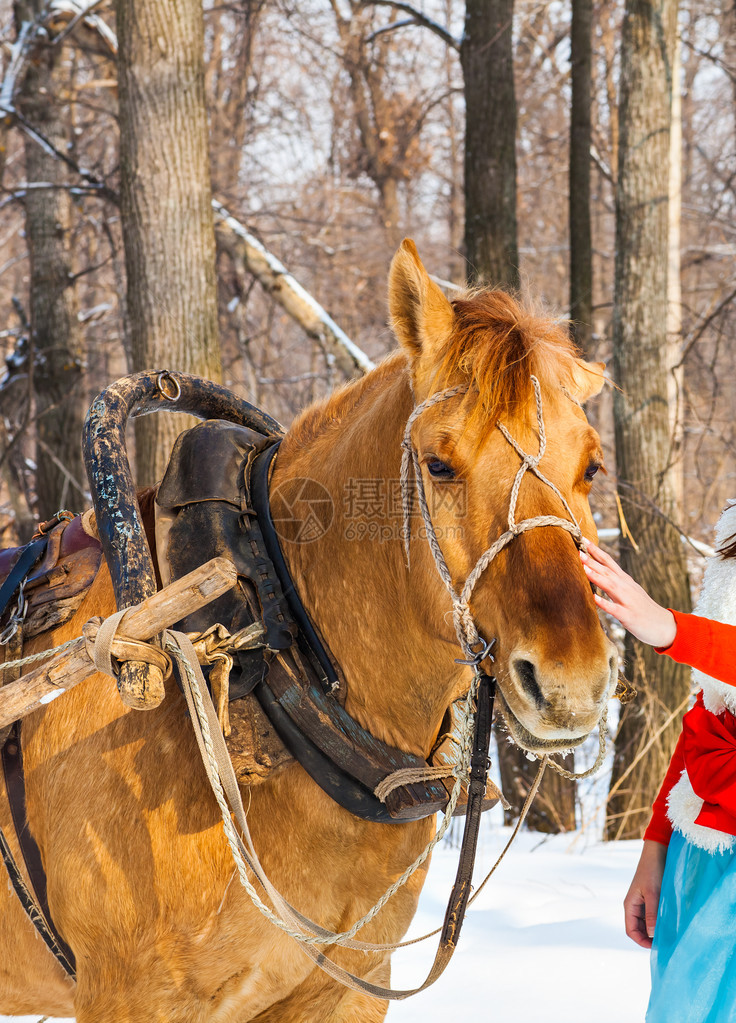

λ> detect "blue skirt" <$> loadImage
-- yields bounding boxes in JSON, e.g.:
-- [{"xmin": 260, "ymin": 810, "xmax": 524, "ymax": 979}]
[{"xmin": 647, "ymin": 830, "xmax": 736, "ymax": 1022}]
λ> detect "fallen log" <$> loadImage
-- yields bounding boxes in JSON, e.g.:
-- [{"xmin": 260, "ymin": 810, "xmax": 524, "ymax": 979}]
[{"xmin": 0, "ymin": 556, "xmax": 238, "ymax": 731}]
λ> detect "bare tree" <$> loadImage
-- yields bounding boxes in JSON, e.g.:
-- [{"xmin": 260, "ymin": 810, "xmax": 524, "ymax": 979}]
[
  {"xmin": 115, "ymin": 0, "xmax": 222, "ymax": 485},
  {"xmin": 461, "ymin": 0, "xmax": 519, "ymax": 288},
  {"xmin": 13, "ymin": 0, "xmax": 87, "ymax": 518},
  {"xmin": 569, "ymin": 0, "xmax": 594, "ymax": 355},
  {"xmin": 606, "ymin": 0, "xmax": 692, "ymax": 840}
]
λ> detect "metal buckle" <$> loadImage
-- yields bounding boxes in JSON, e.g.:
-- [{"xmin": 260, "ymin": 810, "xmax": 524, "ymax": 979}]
[
  {"xmin": 156, "ymin": 371, "xmax": 182, "ymax": 402},
  {"xmin": 454, "ymin": 636, "xmax": 496, "ymax": 667},
  {"xmin": 0, "ymin": 578, "xmax": 29, "ymax": 645}
]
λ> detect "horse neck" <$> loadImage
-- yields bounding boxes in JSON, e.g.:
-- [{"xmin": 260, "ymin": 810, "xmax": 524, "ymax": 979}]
[{"xmin": 273, "ymin": 365, "xmax": 464, "ymax": 758}]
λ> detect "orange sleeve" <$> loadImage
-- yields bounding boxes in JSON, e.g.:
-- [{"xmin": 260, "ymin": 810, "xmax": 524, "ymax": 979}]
[
  {"xmin": 656, "ymin": 610, "xmax": 736, "ymax": 686},
  {"xmin": 643, "ymin": 727, "xmax": 685, "ymax": 846}
]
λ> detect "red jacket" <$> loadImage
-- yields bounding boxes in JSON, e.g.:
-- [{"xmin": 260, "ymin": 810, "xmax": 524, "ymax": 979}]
[{"xmin": 644, "ymin": 610, "xmax": 736, "ymax": 844}]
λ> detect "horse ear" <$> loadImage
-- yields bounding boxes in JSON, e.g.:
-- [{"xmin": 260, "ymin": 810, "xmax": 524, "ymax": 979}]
[
  {"xmin": 388, "ymin": 239, "xmax": 454, "ymax": 360},
  {"xmin": 571, "ymin": 359, "xmax": 606, "ymax": 402}
]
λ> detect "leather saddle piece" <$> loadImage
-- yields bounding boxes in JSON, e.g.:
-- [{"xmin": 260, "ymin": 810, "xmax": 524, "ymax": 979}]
[
  {"xmin": 156, "ymin": 420, "xmax": 296, "ymax": 784},
  {"xmin": 0, "ymin": 516, "xmax": 102, "ymax": 639}
]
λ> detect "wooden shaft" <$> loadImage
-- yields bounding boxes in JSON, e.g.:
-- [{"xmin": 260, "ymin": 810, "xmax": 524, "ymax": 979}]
[
  {"xmin": 0, "ymin": 557, "xmax": 238, "ymax": 731},
  {"xmin": 83, "ymin": 371, "xmax": 281, "ymax": 710}
]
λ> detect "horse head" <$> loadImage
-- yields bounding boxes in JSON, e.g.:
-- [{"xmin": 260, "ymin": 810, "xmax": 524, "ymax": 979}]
[
  {"xmin": 387, "ymin": 239, "xmax": 617, "ymax": 753},
  {"xmin": 272, "ymin": 240, "xmax": 616, "ymax": 763}
]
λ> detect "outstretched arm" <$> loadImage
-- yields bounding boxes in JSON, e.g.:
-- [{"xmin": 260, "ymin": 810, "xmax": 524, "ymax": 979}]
[{"xmin": 579, "ymin": 542, "xmax": 677, "ymax": 649}]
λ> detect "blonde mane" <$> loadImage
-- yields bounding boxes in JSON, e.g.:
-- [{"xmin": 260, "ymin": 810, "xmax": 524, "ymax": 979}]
[
  {"xmin": 289, "ymin": 290, "xmax": 581, "ymax": 450},
  {"xmin": 433, "ymin": 291, "xmax": 581, "ymax": 427}
]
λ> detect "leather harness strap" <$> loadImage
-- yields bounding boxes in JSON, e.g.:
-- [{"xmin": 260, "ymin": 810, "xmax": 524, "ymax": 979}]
[
  {"xmin": 0, "ymin": 517, "xmax": 92, "ymax": 981},
  {"xmin": 0, "ymin": 535, "xmax": 47, "ymax": 635},
  {"xmin": 248, "ymin": 441, "xmax": 340, "ymax": 691},
  {"xmin": 1, "ymin": 723, "xmax": 76, "ymax": 977}
]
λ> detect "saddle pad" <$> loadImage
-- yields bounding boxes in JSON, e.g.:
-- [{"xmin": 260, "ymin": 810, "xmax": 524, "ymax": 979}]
[{"xmin": 0, "ymin": 516, "xmax": 102, "ymax": 638}]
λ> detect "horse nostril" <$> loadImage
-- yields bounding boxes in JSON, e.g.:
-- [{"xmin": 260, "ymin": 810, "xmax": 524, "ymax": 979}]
[{"xmin": 514, "ymin": 658, "xmax": 546, "ymax": 710}]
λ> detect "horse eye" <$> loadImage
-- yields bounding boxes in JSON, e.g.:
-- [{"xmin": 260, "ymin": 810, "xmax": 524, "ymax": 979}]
[
  {"xmin": 427, "ymin": 458, "xmax": 455, "ymax": 480},
  {"xmin": 584, "ymin": 463, "xmax": 600, "ymax": 482}
]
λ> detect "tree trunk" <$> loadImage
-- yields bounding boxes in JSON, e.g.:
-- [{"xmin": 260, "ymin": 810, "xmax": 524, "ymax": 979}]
[
  {"xmin": 115, "ymin": 0, "xmax": 221, "ymax": 487},
  {"xmin": 569, "ymin": 0, "xmax": 593, "ymax": 356},
  {"xmin": 723, "ymin": 1, "xmax": 736, "ymax": 161},
  {"xmin": 461, "ymin": 0, "xmax": 520, "ymax": 290},
  {"xmin": 667, "ymin": 29, "xmax": 683, "ymax": 508},
  {"xmin": 16, "ymin": 1, "xmax": 86, "ymax": 519},
  {"xmin": 606, "ymin": 0, "xmax": 691, "ymax": 841},
  {"xmin": 496, "ymin": 743, "xmax": 577, "ymax": 833}
]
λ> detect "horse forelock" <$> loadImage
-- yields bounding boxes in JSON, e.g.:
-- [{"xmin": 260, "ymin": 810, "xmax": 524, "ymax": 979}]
[{"xmin": 431, "ymin": 290, "xmax": 581, "ymax": 428}]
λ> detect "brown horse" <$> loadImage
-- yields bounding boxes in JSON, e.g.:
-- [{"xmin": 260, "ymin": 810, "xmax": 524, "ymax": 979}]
[{"xmin": 0, "ymin": 240, "xmax": 616, "ymax": 1022}]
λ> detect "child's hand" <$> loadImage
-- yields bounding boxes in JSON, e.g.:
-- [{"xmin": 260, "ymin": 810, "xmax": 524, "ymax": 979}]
[
  {"xmin": 580, "ymin": 541, "xmax": 677, "ymax": 648},
  {"xmin": 624, "ymin": 840, "xmax": 668, "ymax": 948}
]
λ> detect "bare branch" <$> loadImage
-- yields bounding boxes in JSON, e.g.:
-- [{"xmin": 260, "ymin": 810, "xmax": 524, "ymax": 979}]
[
  {"xmin": 213, "ymin": 201, "xmax": 375, "ymax": 378},
  {"xmin": 358, "ymin": 1, "xmax": 459, "ymax": 50},
  {"xmin": 0, "ymin": 182, "xmax": 111, "ymax": 208},
  {"xmin": 677, "ymin": 284, "xmax": 736, "ymax": 368},
  {"xmin": 365, "ymin": 18, "xmax": 417, "ymax": 43},
  {"xmin": 429, "ymin": 273, "xmax": 464, "ymax": 293},
  {"xmin": 0, "ymin": 19, "xmax": 35, "ymax": 112},
  {"xmin": 35, "ymin": 437, "xmax": 89, "ymax": 501},
  {"xmin": 682, "ymin": 35, "xmax": 735, "ymax": 84},
  {"xmin": 0, "ymin": 104, "xmax": 118, "ymax": 202},
  {"xmin": 590, "ymin": 142, "xmax": 614, "ymax": 185},
  {"xmin": 48, "ymin": 0, "xmax": 118, "ymax": 53}
]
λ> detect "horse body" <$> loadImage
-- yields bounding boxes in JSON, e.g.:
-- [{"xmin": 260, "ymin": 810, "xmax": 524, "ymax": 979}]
[
  {"xmin": 0, "ymin": 241, "xmax": 616, "ymax": 1020},
  {"xmin": 3, "ymin": 568, "xmax": 430, "ymax": 1021}
]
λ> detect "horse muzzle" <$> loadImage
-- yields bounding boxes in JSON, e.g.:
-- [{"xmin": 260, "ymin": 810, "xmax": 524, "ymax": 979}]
[{"xmin": 495, "ymin": 647, "xmax": 618, "ymax": 753}]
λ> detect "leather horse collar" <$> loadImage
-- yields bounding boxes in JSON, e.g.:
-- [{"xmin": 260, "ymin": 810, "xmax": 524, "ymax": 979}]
[
  {"xmin": 244, "ymin": 436, "xmax": 457, "ymax": 822},
  {"xmin": 156, "ymin": 418, "xmax": 464, "ymax": 824}
]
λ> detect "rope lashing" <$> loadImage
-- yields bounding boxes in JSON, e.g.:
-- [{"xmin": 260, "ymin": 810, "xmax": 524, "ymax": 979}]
[
  {"xmin": 82, "ymin": 612, "xmax": 173, "ymax": 680},
  {"xmin": 0, "ymin": 637, "xmax": 79, "ymax": 675}
]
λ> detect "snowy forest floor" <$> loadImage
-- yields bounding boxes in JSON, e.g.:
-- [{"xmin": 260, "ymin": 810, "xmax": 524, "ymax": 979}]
[{"xmin": 387, "ymin": 826, "xmax": 650, "ymax": 1022}]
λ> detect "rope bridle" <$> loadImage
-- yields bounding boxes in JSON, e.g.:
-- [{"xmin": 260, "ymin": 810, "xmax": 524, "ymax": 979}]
[
  {"xmin": 401, "ymin": 374, "xmax": 585, "ymax": 662},
  {"xmin": 400, "ymin": 374, "xmax": 608, "ymax": 785}
]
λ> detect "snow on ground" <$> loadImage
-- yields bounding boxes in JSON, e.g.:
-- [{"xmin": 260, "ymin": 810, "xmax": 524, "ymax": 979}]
[
  {"xmin": 1, "ymin": 823, "xmax": 652, "ymax": 1023},
  {"xmin": 386, "ymin": 826, "xmax": 651, "ymax": 1023}
]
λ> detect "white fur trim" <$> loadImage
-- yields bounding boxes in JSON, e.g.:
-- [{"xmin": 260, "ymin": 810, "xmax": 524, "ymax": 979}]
[
  {"xmin": 666, "ymin": 769, "xmax": 736, "ymax": 853},
  {"xmin": 691, "ymin": 502, "xmax": 736, "ymax": 716}
]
